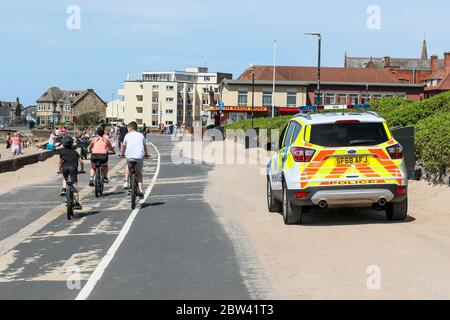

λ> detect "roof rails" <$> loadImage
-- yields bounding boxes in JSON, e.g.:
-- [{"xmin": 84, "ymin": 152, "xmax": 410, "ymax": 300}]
[
  {"xmin": 294, "ymin": 113, "xmax": 312, "ymax": 120},
  {"xmin": 366, "ymin": 111, "xmax": 381, "ymax": 118}
]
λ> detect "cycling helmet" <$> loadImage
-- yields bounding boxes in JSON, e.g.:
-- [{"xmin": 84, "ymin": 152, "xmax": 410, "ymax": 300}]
[{"xmin": 62, "ymin": 136, "xmax": 74, "ymax": 147}]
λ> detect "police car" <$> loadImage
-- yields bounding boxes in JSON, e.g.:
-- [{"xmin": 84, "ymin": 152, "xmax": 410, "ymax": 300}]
[{"xmin": 267, "ymin": 105, "xmax": 408, "ymax": 225}]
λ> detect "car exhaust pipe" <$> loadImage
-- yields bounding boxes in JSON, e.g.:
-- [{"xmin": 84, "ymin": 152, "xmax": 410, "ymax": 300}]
[
  {"xmin": 318, "ymin": 200, "xmax": 328, "ymax": 209},
  {"xmin": 378, "ymin": 198, "xmax": 386, "ymax": 207}
]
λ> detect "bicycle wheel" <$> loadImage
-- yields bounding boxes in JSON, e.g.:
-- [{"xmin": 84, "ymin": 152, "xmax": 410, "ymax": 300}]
[
  {"xmin": 66, "ymin": 186, "xmax": 73, "ymax": 220},
  {"xmin": 99, "ymin": 170, "xmax": 104, "ymax": 195},
  {"xmin": 95, "ymin": 167, "xmax": 101, "ymax": 198},
  {"xmin": 130, "ymin": 173, "xmax": 136, "ymax": 209}
]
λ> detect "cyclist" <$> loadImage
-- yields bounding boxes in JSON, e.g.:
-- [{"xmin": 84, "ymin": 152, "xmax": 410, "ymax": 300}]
[
  {"xmin": 59, "ymin": 136, "xmax": 83, "ymax": 210},
  {"xmin": 121, "ymin": 121, "xmax": 149, "ymax": 198},
  {"xmin": 88, "ymin": 127, "xmax": 115, "ymax": 187}
]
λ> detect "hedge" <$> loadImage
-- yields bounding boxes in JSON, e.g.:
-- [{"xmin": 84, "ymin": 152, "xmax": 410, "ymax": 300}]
[{"xmin": 415, "ymin": 112, "xmax": 450, "ymax": 178}]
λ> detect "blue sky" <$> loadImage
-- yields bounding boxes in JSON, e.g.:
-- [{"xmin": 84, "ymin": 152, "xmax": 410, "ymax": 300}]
[{"xmin": 0, "ymin": 0, "xmax": 449, "ymax": 106}]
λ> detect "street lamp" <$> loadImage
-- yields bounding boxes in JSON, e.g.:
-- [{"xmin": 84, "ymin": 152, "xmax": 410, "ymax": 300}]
[
  {"xmin": 249, "ymin": 64, "xmax": 256, "ymax": 128},
  {"xmin": 305, "ymin": 32, "xmax": 322, "ymax": 106}
]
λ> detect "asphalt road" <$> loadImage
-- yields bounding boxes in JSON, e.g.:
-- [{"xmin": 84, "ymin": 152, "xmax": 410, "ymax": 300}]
[{"xmin": 0, "ymin": 135, "xmax": 251, "ymax": 299}]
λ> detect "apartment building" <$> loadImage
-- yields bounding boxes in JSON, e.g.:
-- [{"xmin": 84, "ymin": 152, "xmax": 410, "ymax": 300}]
[
  {"xmin": 106, "ymin": 98, "xmax": 125, "ymax": 125},
  {"xmin": 36, "ymin": 87, "xmax": 106, "ymax": 126},
  {"xmin": 118, "ymin": 67, "xmax": 232, "ymax": 127}
]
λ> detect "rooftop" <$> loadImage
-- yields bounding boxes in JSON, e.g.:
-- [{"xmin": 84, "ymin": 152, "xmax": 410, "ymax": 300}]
[
  {"xmin": 294, "ymin": 112, "xmax": 385, "ymax": 125},
  {"xmin": 235, "ymin": 65, "xmax": 423, "ymax": 86}
]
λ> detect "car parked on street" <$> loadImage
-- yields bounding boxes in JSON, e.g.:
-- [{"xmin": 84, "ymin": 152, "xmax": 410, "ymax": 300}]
[{"xmin": 267, "ymin": 107, "xmax": 408, "ymax": 225}]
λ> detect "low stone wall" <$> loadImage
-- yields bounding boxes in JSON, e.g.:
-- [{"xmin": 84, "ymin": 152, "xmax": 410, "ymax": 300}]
[{"xmin": 0, "ymin": 150, "xmax": 56, "ymax": 174}]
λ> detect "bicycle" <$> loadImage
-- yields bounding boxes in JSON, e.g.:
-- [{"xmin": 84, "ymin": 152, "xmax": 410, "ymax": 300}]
[
  {"xmin": 122, "ymin": 155, "xmax": 149, "ymax": 209},
  {"xmin": 59, "ymin": 170, "xmax": 85, "ymax": 220},
  {"xmin": 92, "ymin": 152, "xmax": 115, "ymax": 198}
]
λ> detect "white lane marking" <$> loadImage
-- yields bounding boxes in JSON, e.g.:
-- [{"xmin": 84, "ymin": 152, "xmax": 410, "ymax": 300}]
[{"xmin": 75, "ymin": 141, "xmax": 161, "ymax": 300}]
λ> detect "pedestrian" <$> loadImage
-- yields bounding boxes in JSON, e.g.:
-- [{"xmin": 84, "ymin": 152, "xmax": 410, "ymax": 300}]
[
  {"xmin": 118, "ymin": 122, "xmax": 127, "ymax": 151},
  {"xmin": 142, "ymin": 123, "xmax": 147, "ymax": 139},
  {"xmin": 10, "ymin": 133, "xmax": 22, "ymax": 157},
  {"xmin": 5, "ymin": 132, "xmax": 11, "ymax": 149}
]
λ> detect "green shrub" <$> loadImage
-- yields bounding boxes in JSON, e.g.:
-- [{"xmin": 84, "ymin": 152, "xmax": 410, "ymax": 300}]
[{"xmin": 415, "ymin": 112, "xmax": 450, "ymax": 176}]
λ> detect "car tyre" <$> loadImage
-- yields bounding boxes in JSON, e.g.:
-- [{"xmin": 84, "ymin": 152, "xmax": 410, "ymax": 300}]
[
  {"xmin": 386, "ymin": 197, "xmax": 408, "ymax": 221},
  {"xmin": 282, "ymin": 183, "xmax": 304, "ymax": 225},
  {"xmin": 267, "ymin": 176, "xmax": 281, "ymax": 213}
]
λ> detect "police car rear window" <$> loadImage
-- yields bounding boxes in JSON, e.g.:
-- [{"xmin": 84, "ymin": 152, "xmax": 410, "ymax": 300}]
[{"xmin": 309, "ymin": 123, "xmax": 389, "ymax": 147}]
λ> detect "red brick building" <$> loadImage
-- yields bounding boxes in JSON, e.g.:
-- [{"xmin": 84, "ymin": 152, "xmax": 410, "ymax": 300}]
[
  {"xmin": 345, "ymin": 40, "xmax": 450, "ymax": 93},
  {"xmin": 236, "ymin": 65, "xmax": 424, "ymax": 104},
  {"xmin": 217, "ymin": 65, "xmax": 424, "ymax": 123}
]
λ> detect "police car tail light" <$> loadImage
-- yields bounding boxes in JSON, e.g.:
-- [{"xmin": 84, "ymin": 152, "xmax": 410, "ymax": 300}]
[
  {"xmin": 386, "ymin": 144, "xmax": 403, "ymax": 159},
  {"xmin": 291, "ymin": 147, "xmax": 315, "ymax": 162}
]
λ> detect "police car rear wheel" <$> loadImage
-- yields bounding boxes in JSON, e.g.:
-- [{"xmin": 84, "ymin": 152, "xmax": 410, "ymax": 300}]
[
  {"xmin": 386, "ymin": 198, "xmax": 408, "ymax": 221},
  {"xmin": 282, "ymin": 184, "xmax": 304, "ymax": 225},
  {"xmin": 267, "ymin": 177, "xmax": 281, "ymax": 213}
]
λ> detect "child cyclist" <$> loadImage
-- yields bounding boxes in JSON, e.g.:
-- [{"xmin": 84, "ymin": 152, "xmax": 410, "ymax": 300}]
[{"xmin": 59, "ymin": 136, "xmax": 84, "ymax": 210}]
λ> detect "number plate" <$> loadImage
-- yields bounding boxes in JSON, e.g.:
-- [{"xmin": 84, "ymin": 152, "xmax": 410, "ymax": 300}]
[{"xmin": 335, "ymin": 156, "xmax": 369, "ymax": 165}]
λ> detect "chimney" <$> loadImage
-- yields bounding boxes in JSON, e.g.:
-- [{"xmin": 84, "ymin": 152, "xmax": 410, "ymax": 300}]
[
  {"xmin": 444, "ymin": 52, "xmax": 450, "ymax": 72},
  {"xmin": 384, "ymin": 56, "xmax": 391, "ymax": 68},
  {"xmin": 431, "ymin": 55, "xmax": 439, "ymax": 72}
]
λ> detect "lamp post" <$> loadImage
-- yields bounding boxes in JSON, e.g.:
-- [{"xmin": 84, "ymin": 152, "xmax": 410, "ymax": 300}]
[
  {"xmin": 305, "ymin": 32, "xmax": 322, "ymax": 106},
  {"xmin": 249, "ymin": 64, "xmax": 256, "ymax": 128}
]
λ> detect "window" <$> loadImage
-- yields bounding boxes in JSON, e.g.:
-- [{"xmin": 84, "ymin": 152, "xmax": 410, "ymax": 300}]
[
  {"xmin": 186, "ymin": 99, "xmax": 192, "ymax": 105},
  {"xmin": 310, "ymin": 123, "xmax": 389, "ymax": 147},
  {"xmin": 361, "ymin": 94, "xmax": 370, "ymax": 104},
  {"xmin": 214, "ymin": 87, "xmax": 219, "ymax": 93},
  {"xmin": 325, "ymin": 93, "xmax": 335, "ymax": 105},
  {"xmin": 152, "ymin": 121, "xmax": 157, "ymax": 126},
  {"xmin": 178, "ymin": 110, "xmax": 182, "ymax": 116},
  {"xmin": 165, "ymin": 121, "xmax": 173, "ymax": 125},
  {"xmin": 177, "ymin": 99, "xmax": 183, "ymax": 105},
  {"xmin": 166, "ymin": 97, "xmax": 174, "ymax": 103},
  {"xmin": 202, "ymin": 87, "xmax": 208, "ymax": 94},
  {"xmin": 136, "ymin": 107, "xmax": 143, "ymax": 113},
  {"xmin": 187, "ymin": 110, "xmax": 192, "ymax": 116},
  {"xmin": 152, "ymin": 85, "xmax": 159, "ymax": 92},
  {"xmin": 136, "ymin": 95, "xmax": 143, "ymax": 101},
  {"xmin": 187, "ymin": 86, "xmax": 193, "ymax": 93},
  {"xmin": 165, "ymin": 109, "xmax": 174, "ymax": 114},
  {"xmin": 64, "ymin": 104, "xmax": 71, "ymax": 111},
  {"xmin": 337, "ymin": 94, "xmax": 347, "ymax": 104},
  {"xmin": 152, "ymin": 109, "xmax": 158, "ymax": 114},
  {"xmin": 202, "ymin": 99, "xmax": 208, "ymax": 105},
  {"xmin": 350, "ymin": 94, "xmax": 359, "ymax": 105},
  {"xmin": 291, "ymin": 123, "xmax": 302, "ymax": 143},
  {"xmin": 282, "ymin": 122, "xmax": 296, "ymax": 147},
  {"xmin": 262, "ymin": 92, "xmax": 272, "ymax": 107},
  {"xmin": 287, "ymin": 92, "xmax": 296, "ymax": 107},
  {"xmin": 47, "ymin": 105, "xmax": 52, "ymax": 111},
  {"xmin": 204, "ymin": 76, "xmax": 210, "ymax": 81},
  {"xmin": 152, "ymin": 97, "xmax": 159, "ymax": 103},
  {"xmin": 136, "ymin": 119, "xmax": 143, "ymax": 125},
  {"xmin": 238, "ymin": 91, "xmax": 248, "ymax": 106},
  {"xmin": 372, "ymin": 94, "xmax": 382, "ymax": 100},
  {"xmin": 166, "ymin": 86, "xmax": 174, "ymax": 91}
]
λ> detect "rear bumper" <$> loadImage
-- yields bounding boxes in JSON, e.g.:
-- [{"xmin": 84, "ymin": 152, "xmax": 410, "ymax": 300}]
[{"xmin": 287, "ymin": 184, "xmax": 407, "ymax": 207}]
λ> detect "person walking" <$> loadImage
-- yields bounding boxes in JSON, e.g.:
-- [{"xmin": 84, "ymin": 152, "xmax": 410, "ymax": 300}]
[{"xmin": 118, "ymin": 122, "xmax": 127, "ymax": 151}]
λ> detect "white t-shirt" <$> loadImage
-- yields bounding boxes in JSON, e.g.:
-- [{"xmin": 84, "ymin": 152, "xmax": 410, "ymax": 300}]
[{"xmin": 123, "ymin": 131, "xmax": 146, "ymax": 159}]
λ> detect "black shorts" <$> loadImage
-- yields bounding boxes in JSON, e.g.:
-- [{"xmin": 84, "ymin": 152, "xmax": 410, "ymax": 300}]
[
  {"xmin": 62, "ymin": 167, "xmax": 78, "ymax": 184},
  {"xmin": 91, "ymin": 153, "xmax": 108, "ymax": 165}
]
